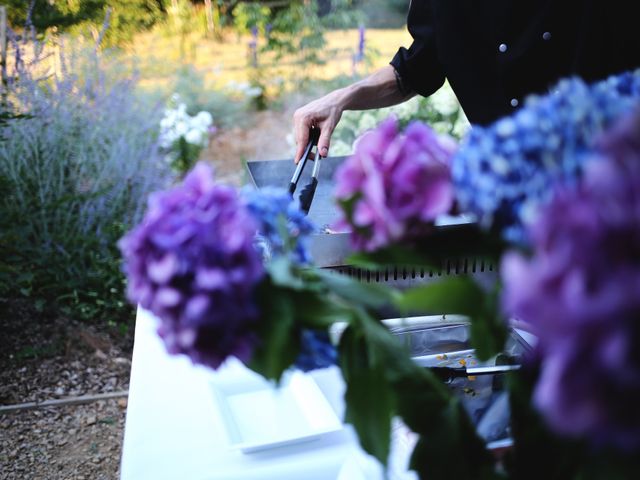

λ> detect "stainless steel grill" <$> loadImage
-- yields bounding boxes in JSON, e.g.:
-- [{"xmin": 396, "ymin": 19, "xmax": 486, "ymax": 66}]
[
  {"xmin": 247, "ymin": 157, "xmax": 528, "ymax": 448},
  {"xmin": 246, "ymin": 157, "xmax": 499, "ymax": 291},
  {"xmin": 331, "ymin": 258, "xmax": 495, "ymax": 284}
]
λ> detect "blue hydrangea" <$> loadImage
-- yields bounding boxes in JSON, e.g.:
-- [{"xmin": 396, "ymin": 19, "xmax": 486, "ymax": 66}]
[
  {"xmin": 452, "ymin": 70, "xmax": 640, "ymax": 243},
  {"xmin": 244, "ymin": 186, "xmax": 315, "ymax": 264},
  {"xmin": 295, "ymin": 330, "xmax": 338, "ymax": 372}
]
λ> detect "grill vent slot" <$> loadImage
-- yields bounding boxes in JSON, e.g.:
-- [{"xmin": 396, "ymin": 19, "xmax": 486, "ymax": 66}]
[{"xmin": 332, "ymin": 257, "xmax": 496, "ymax": 284}]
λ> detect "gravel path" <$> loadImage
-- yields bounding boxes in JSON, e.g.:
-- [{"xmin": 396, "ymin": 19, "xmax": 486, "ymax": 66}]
[
  {"xmin": 0, "ymin": 298, "xmax": 133, "ymax": 480},
  {"xmin": 1, "ymin": 400, "xmax": 127, "ymax": 480}
]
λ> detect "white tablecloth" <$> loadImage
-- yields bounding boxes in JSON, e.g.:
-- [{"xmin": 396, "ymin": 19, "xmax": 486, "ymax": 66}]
[{"xmin": 120, "ymin": 308, "xmax": 382, "ymax": 480}]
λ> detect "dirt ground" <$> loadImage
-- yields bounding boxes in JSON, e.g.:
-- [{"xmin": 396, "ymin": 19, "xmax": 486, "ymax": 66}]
[
  {"xmin": 204, "ymin": 107, "xmax": 297, "ymax": 185},
  {"xmin": 0, "ymin": 298, "xmax": 133, "ymax": 480},
  {"xmin": 0, "ymin": 108, "xmax": 295, "ymax": 480}
]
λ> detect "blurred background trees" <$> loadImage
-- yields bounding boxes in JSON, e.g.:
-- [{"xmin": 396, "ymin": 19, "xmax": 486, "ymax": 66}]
[
  {"xmin": 0, "ymin": 0, "xmax": 460, "ymax": 328},
  {"xmin": 5, "ymin": 0, "xmax": 162, "ymax": 45}
]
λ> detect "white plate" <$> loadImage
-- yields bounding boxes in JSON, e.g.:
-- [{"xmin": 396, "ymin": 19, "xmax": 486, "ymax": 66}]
[{"xmin": 211, "ymin": 369, "xmax": 342, "ymax": 453}]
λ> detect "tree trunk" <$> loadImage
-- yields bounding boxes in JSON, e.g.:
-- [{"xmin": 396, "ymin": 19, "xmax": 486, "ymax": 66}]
[
  {"xmin": 0, "ymin": 6, "xmax": 7, "ymax": 89},
  {"xmin": 204, "ymin": 0, "xmax": 215, "ymax": 37}
]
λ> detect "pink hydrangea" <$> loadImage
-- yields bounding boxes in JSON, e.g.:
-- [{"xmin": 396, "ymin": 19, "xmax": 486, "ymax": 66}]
[{"xmin": 334, "ymin": 117, "xmax": 457, "ymax": 251}]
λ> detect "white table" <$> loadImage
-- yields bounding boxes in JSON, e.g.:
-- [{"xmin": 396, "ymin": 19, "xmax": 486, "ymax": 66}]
[
  {"xmin": 121, "ymin": 308, "xmax": 534, "ymax": 480},
  {"xmin": 120, "ymin": 308, "xmax": 383, "ymax": 480}
]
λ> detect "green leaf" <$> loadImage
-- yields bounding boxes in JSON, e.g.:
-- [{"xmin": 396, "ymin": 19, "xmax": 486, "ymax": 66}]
[
  {"xmin": 392, "ymin": 372, "xmax": 450, "ymax": 432},
  {"xmin": 16, "ymin": 272, "xmax": 35, "ymax": 284},
  {"xmin": 505, "ymin": 368, "xmax": 585, "ymax": 479},
  {"xmin": 339, "ymin": 325, "xmax": 394, "ymax": 466},
  {"xmin": 248, "ymin": 281, "xmax": 300, "ymax": 382},
  {"xmin": 290, "ymin": 290, "xmax": 351, "ymax": 329},
  {"xmin": 347, "ymin": 224, "xmax": 506, "ymax": 270},
  {"xmin": 314, "ymin": 268, "xmax": 397, "ymax": 309},
  {"xmin": 267, "ymin": 256, "xmax": 306, "ymax": 291},
  {"xmin": 470, "ymin": 312, "xmax": 506, "ymax": 361},
  {"xmin": 396, "ymin": 278, "xmax": 508, "ymax": 361},
  {"xmin": 409, "ymin": 400, "xmax": 501, "ymax": 480},
  {"xmin": 339, "ymin": 310, "xmax": 498, "ymax": 477},
  {"xmin": 347, "ymin": 246, "xmax": 433, "ymax": 271},
  {"xmin": 471, "ymin": 287, "xmax": 508, "ymax": 361},
  {"xmin": 353, "ymin": 311, "xmax": 453, "ymax": 429},
  {"xmin": 395, "ymin": 277, "xmax": 485, "ymax": 315}
]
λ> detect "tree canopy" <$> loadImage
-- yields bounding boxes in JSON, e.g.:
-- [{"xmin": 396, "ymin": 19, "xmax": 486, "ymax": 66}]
[{"xmin": 5, "ymin": 0, "xmax": 164, "ymax": 44}]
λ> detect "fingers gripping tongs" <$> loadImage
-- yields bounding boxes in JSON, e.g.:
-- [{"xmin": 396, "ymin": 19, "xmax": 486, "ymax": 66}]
[{"xmin": 288, "ymin": 127, "xmax": 322, "ymax": 215}]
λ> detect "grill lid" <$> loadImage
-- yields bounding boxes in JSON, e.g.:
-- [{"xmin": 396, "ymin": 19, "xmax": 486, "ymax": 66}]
[
  {"xmin": 247, "ymin": 156, "xmax": 346, "ymax": 228},
  {"xmin": 245, "ymin": 158, "xmax": 482, "ymax": 270}
]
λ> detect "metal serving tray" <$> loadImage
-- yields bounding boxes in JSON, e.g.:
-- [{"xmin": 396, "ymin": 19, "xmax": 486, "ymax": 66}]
[{"xmin": 392, "ymin": 320, "xmax": 531, "ymax": 445}]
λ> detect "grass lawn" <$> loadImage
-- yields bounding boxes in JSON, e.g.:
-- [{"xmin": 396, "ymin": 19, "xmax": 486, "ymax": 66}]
[{"xmin": 122, "ymin": 27, "xmax": 412, "ymax": 95}]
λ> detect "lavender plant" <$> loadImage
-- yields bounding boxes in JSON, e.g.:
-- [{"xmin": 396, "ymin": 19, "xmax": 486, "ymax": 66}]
[{"xmin": 0, "ymin": 37, "xmax": 172, "ymax": 322}]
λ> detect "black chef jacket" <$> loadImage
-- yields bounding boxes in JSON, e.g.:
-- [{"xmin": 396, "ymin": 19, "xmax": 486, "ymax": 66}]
[{"xmin": 390, "ymin": 0, "xmax": 640, "ymax": 125}]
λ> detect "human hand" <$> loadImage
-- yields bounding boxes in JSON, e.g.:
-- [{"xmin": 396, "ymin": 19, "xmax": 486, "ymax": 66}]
[{"xmin": 293, "ymin": 92, "xmax": 344, "ymax": 163}]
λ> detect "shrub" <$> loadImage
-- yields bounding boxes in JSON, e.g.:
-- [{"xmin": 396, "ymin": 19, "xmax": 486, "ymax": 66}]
[
  {"xmin": 171, "ymin": 64, "xmax": 248, "ymax": 127},
  {"xmin": 159, "ymin": 94, "xmax": 214, "ymax": 176},
  {"xmin": 0, "ymin": 42, "xmax": 173, "ymax": 324},
  {"xmin": 330, "ymin": 83, "xmax": 470, "ymax": 156},
  {"xmin": 6, "ymin": 0, "xmax": 164, "ymax": 47}
]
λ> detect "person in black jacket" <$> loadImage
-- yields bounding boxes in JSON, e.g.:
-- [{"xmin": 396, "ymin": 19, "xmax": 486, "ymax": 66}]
[{"xmin": 293, "ymin": 0, "xmax": 640, "ymax": 163}]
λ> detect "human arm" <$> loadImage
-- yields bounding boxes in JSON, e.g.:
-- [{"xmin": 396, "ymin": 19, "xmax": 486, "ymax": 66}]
[
  {"xmin": 293, "ymin": 0, "xmax": 444, "ymax": 162},
  {"xmin": 293, "ymin": 65, "xmax": 415, "ymax": 163}
]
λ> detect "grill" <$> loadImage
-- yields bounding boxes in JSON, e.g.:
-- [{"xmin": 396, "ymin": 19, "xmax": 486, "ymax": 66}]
[
  {"xmin": 331, "ymin": 258, "xmax": 495, "ymax": 285},
  {"xmin": 246, "ymin": 156, "xmax": 498, "ymax": 290},
  {"xmin": 247, "ymin": 157, "xmax": 527, "ymax": 449}
]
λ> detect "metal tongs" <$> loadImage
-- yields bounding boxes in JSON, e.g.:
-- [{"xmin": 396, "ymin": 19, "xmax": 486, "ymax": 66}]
[
  {"xmin": 425, "ymin": 365, "xmax": 521, "ymax": 384},
  {"xmin": 288, "ymin": 127, "xmax": 322, "ymax": 215}
]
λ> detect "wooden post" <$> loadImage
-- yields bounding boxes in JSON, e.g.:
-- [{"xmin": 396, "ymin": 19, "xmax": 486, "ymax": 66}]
[
  {"xmin": 204, "ymin": 0, "xmax": 215, "ymax": 37},
  {"xmin": 0, "ymin": 5, "xmax": 7, "ymax": 89}
]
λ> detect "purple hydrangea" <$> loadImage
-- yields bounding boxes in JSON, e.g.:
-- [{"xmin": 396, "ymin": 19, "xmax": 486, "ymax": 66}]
[
  {"xmin": 243, "ymin": 186, "xmax": 315, "ymax": 264},
  {"xmin": 453, "ymin": 70, "xmax": 640, "ymax": 244},
  {"xmin": 334, "ymin": 117, "xmax": 457, "ymax": 251},
  {"xmin": 501, "ymin": 109, "xmax": 640, "ymax": 450},
  {"xmin": 119, "ymin": 162, "xmax": 265, "ymax": 369}
]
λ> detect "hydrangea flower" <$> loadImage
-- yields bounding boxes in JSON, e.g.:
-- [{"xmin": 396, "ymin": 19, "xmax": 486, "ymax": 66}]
[
  {"xmin": 119, "ymin": 163, "xmax": 264, "ymax": 369},
  {"xmin": 244, "ymin": 186, "xmax": 315, "ymax": 264},
  {"xmin": 453, "ymin": 70, "xmax": 640, "ymax": 243},
  {"xmin": 295, "ymin": 330, "xmax": 338, "ymax": 372},
  {"xmin": 501, "ymin": 109, "xmax": 640, "ymax": 450},
  {"xmin": 334, "ymin": 117, "xmax": 457, "ymax": 251}
]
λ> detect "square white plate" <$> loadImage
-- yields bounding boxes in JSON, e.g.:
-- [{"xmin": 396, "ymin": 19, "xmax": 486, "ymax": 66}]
[{"xmin": 211, "ymin": 370, "xmax": 343, "ymax": 453}]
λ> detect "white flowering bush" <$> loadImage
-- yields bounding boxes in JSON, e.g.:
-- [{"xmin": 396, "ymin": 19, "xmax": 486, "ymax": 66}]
[
  {"xmin": 224, "ymin": 79, "xmax": 273, "ymax": 110},
  {"xmin": 224, "ymin": 80, "xmax": 264, "ymax": 99},
  {"xmin": 159, "ymin": 94, "xmax": 215, "ymax": 175},
  {"xmin": 330, "ymin": 83, "xmax": 469, "ymax": 156}
]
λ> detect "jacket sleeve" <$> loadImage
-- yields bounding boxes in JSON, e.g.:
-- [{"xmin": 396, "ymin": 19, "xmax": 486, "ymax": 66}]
[{"xmin": 390, "ymin": 0, "xmax": 446, "ymax": 97}]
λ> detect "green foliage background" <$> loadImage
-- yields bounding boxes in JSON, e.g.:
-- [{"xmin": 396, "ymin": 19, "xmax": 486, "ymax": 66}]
[{"xmin": 5, "ymin": 0, "xmax": 163, "ymax": 46}]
